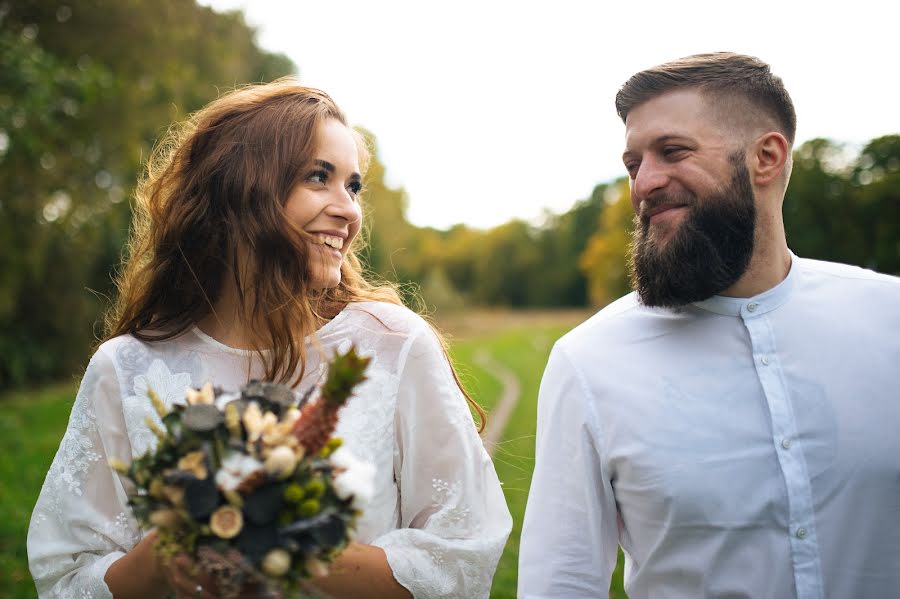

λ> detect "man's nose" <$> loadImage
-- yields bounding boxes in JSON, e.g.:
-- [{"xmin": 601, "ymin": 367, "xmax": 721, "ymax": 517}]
[{"xmin": 631, "ymin": 157, "xmax": 670, "ymax": 202}]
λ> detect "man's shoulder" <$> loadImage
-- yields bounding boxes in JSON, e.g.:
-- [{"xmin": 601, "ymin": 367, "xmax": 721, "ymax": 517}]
[
  {"xmin": 556, "ymin": 292, "xmax": 644, "ymax": 352},
  {"xmin": 798, "ymin": 258, "xmax": 900, "ymax": 285},
  {"xmin": 796, "ymin": 257, "xmax": 900, "ymax": 300}
]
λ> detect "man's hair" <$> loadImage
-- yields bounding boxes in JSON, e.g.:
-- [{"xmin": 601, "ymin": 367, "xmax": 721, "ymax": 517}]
[{"xmin": 615, "ymin": 52, "xmax": 797, "ymax": 144}]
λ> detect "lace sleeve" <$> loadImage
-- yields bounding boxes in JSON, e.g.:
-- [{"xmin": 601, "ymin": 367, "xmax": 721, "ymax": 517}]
[
  {"xmin": 27, "ymin": 348, "xmax": 141, "ymax": 598},
  {"xmin": 371, "ymin": 324, "xmax": 512, "ymax": 599}
]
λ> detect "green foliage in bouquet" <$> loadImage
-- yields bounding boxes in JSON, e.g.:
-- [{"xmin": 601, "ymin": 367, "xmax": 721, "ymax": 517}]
[{"xmin": 111, "ymin": 347, "xmax": 373, "ymax": 598}]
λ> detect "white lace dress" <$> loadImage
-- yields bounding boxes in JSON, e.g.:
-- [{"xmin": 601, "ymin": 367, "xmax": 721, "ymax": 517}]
[{"xmin": 27, "ymin": 301, "xmax": 512, "ymax": 598}]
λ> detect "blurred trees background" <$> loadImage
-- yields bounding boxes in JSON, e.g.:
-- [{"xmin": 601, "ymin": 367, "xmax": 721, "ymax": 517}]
[
  {"xmin": 0, "ymin": 0, "xmax": 294, "ymax": 387},
  {"xmin": 2, "ymin": 1, "xmax": 898, "ymax": 389}
]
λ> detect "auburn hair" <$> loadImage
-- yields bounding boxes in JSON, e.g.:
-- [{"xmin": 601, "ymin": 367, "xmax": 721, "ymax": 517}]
[{"xmin": 105, "ymin": 78, "xmax": 485, "ymax": 429}]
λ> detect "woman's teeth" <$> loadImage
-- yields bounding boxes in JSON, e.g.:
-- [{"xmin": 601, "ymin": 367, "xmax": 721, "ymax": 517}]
[{"xmin": 316, "ymin": 235, "xmax": 344, "ymax": 250}]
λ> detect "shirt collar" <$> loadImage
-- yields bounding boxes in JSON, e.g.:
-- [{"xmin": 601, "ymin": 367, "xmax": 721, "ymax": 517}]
[{"xmin": 691, "ymin": 252, "xmax": 798, "ymax": 317}]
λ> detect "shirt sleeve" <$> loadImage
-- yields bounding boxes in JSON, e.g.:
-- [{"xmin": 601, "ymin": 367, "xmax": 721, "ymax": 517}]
[
  {"xmin": 370, "ymin": 324, "xmax": 512, "ymax": 599},
  {"xmin": 518, "ymin": 343, "xmax": 619, "ymax": 598},
  {"xmin": 27, "ymin": 348, "xmax": 142, "ymax": 598}
]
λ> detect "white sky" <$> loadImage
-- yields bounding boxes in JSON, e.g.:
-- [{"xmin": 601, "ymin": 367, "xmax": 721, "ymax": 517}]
[{"xmin": 200, "ymin": 0, "xmax": 900, "ymax": 229}]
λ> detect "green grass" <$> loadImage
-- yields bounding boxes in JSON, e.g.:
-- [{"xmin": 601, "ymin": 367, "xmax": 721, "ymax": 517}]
[
  {"xmin": 451, "ymin": 324, "xmax": 627, "ymax": 599},
  {"xmin": 0, "ymin": 381, "xmax": 79, "ymax": 598}
]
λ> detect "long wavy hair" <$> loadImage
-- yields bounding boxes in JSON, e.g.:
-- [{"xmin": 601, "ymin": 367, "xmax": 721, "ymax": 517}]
[{"xmin": 105, "ymin": 79, "xmax": 484, "ymax": 428}]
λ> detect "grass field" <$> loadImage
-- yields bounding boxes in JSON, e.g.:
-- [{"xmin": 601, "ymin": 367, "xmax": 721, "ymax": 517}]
[
  {"xmin": 1, "ymin": 309, "xmax": 626, "ymax": 598},
  {"xmin": 0, "ymin": 381, "xmax": 80, "ymax": 598},
  {"xmin": 445, "ymin": 311, "xmax": 627, "ymax": 599}
]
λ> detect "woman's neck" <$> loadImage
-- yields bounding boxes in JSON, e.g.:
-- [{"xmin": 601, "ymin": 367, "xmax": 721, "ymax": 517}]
[
  {"xmin": 196, "ymin": 285, "xmax": 340, "ymax": 350},
  {"xmin": 196, "ymin": 308, "xmax": 260, "ymax": 351}
]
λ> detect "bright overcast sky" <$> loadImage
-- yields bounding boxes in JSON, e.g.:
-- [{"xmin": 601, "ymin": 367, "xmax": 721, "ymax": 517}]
[{"xmin": 200, "ymin": 0, "xmax": 899, "ymax": 230}]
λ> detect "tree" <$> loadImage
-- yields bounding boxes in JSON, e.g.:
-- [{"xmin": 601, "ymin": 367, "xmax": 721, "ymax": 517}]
[
  {"xmin": 784, "ymin": 136, "xmax": 900, "ymax": 275},
  {"xmin": 0, "ymin": 1, "xmax": 295, "ymax": 388},
  {"xmin": 579, "ymin": 179, "xmax": 634, "ymax": 307}
]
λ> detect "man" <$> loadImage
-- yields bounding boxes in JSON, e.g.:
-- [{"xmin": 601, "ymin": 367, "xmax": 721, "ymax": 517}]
[{"xmin": 518, "ymin": 53, "xmax": 900, "ymax": 599}]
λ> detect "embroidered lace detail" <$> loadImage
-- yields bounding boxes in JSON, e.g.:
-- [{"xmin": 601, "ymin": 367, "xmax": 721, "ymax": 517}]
[
  {"xmin": 431, "ymin": 478, "xmax": 474, "ymax": 535},
  {"xmin": 94, "ymin": 511, "xmax": 141, "ymax": 548},
  {"xmin": 42, "ymin": 378, "xmax": 103, "ymax": 521},
  {"xmin": 122, "ymin": 358, "xmax": 191, "ymax": 457}
]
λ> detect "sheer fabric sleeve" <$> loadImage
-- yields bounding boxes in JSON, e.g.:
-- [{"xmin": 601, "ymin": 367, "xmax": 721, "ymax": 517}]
[
  {"xmin": 370, "ymin": 324, "xmax": 512, "ymax": 599},
  {"xmin": 517, "ymin": 344, "xmax": 618, "ymax": 598},
  {"xmin": 27, "ymin": 347, "xmax": 141, "ymax": 599}
]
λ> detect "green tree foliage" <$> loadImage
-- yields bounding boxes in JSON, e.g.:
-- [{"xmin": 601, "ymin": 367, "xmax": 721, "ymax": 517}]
[
  {"xmin": 784, "ymin": 136, "xmax": 900, "ymax": 274},
  {"xmin": 579, "ymin": 179, "xmax": 634, "ymax": 307},
  {"xmin": 0, "ymin": 1, "xmax": 294, "ymax": 388}
]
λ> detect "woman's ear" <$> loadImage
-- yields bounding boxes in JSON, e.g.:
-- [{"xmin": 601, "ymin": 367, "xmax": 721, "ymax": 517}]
[{"xmin": 751, "ymin": 131, "xmax": 790, "ymax": 187}]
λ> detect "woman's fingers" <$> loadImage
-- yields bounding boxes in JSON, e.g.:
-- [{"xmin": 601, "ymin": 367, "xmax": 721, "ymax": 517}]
[{"xmin": 164, "ymin": 554, "xmax": 218, "ymax": 599}]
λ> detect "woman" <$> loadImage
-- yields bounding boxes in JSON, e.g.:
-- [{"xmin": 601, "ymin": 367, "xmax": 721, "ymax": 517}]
[{"xmin": 27, "ymin": 80, "xmax": 511, "ymax": 598}]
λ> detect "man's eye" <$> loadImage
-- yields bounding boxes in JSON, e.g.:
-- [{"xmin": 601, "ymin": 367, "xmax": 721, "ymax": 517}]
[
  {"xmin": 663, "ymin": 146, "xmax": 685, "ymax": 158},
  {"xmin": 625, "ymin": 162, "xmax": 639, "ymax": 177}
]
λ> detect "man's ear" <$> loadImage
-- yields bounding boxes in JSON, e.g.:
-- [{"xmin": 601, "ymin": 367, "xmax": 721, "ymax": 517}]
[{"xmin": 751, "ymin": 131, "xmax": 790, "ymax": 186}]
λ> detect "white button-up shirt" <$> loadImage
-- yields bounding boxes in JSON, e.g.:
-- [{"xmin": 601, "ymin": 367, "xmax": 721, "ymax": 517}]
[{"xmin": 519, "ymin": 256, "xmax": 900, "ymax": 599}]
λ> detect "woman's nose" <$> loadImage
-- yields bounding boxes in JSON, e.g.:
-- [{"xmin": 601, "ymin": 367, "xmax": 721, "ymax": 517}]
[{"xmin": 326, "ymin": 187, "xmax": 361, "ymax": 223}]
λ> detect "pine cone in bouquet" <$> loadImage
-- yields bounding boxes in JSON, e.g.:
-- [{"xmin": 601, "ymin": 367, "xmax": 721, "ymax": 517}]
[
  {"xmin": 293, "ymin": 347, "xmax": 371, "ymax": 456},
  {"xmin": 110, "ymin": 346, "xmax": 374, "ymax": 599}
]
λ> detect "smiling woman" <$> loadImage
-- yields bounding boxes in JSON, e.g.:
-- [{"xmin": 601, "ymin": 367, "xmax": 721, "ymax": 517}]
[
  {"xmin": 284, "ymin": 121, "xmax": 365, "ymax": 292},
  {"xmin": 27, "ymin": 79, "xmax": 511, "ymax": 599}
]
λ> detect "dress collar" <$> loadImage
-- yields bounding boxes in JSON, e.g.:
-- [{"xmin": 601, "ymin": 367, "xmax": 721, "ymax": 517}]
[{"xmin": 691, "ymin": 252, "xmax": 798, "ymax": 317}]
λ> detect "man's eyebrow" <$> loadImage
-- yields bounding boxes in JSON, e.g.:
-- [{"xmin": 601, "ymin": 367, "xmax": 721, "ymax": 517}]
[
  {"xmin": 654, "ymin": 134, "xmax": 691, "ymax": 145},
  {"xmin": 623, "ymin": 134, "xmax": 693, "ymax": 160}
]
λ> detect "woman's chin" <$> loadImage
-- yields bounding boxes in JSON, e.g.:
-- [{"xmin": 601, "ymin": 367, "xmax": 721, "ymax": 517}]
[{"xmin": 309, "ymin": 270, "xmax": 342, "ymax": 290}]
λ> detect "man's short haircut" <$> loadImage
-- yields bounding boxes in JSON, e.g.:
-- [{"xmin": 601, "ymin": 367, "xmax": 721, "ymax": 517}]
[{"xmin": 615, "ymin": 52, "xmax": 797, "ymax": 144}]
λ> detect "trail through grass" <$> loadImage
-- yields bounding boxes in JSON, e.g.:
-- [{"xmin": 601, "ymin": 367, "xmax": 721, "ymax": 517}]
[{"xmin": 449, "ymin": 316, "xmax": 627, "ymax": 599}]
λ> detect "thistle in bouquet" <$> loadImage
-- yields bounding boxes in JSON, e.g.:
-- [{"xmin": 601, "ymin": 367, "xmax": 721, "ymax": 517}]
[{"xmin": 111, "ymin": 347, "xmax": 375, "ymax": 598}]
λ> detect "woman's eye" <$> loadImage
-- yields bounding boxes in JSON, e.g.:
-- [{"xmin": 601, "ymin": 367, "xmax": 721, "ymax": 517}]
[
  {"xmin": 307, "ymin": 170, "xmax": 328, "ymax": 184},
  {"xmin": 348, "ymin": 181, "xmax": 363, "ymax": 196}
]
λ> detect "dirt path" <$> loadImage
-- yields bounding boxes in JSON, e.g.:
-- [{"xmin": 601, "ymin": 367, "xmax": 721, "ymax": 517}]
[{"xmin": 475, "ymin": 349, "xmax": 521, "ymax": 456}]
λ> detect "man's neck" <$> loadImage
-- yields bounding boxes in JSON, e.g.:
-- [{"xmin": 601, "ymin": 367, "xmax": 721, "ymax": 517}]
[{"xmin": 720, "ymin": 239, "xmax": 792, "ymax": 299}]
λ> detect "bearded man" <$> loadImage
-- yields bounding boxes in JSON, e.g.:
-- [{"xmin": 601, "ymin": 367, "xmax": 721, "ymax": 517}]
[{"xmin": 518, "ymin": 53, "xmax": 900, "ymax": 599}]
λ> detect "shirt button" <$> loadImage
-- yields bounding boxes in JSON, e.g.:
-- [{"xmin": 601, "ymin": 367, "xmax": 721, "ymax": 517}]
[
  {"xmin": 747, "ymin": 302, "xmax": 758, "ymax": 312},
  {"xmin": 796, "ymin": 527, "xmax": 808, "ymax": 539},
  {"xmin": 781, "ymin": 438, "xmax": 792, "ymax": 449},
  {"xmin": 761, "ymin": 355, "xmax": 770, "ymax": 365}
]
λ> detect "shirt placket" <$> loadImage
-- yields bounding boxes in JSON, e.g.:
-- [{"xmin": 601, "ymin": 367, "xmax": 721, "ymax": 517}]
[{"xmin": 742, "ymin": 306, "xmax": 824, "ymax": 599}]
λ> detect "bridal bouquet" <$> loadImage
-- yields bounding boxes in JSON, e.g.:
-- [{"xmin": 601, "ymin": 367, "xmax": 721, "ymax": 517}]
[{"xmin": 111, "ymin": 348, "xmax": 374, "ymax": 598}]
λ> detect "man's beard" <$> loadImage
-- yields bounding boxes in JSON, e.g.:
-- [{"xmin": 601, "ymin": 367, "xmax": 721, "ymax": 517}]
[{"xmin": 629, "ymin": 155, "xmax": 756, "ymax": 308}]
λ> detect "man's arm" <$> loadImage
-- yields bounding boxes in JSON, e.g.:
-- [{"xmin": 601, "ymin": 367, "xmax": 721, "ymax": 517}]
[{"xmin": 518, "ymin": 343, "xmax": 619, "ymax": 598}]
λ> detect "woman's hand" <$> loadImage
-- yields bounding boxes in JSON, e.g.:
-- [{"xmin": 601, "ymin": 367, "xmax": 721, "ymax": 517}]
[
  {"xmin": 104, "ymin": 530, "xmax": 214, "ymax": 599},
  {"xmin": 162, "ymin": 549, "xmax": 283, "ymax": 599},
  {"xmin": 306, "ymin": 543, "xmax": 411, "ymax": 599},
  {"xmin": 161, "ymin": 553, "xmax": 218, "ymax": 599}
]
